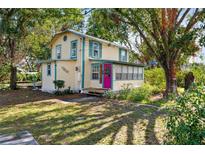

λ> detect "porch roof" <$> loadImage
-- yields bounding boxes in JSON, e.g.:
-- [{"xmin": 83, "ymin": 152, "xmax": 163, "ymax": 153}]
[{"xmin": 89, "ymin": 58, "xmax": 145, "ymax": 67}]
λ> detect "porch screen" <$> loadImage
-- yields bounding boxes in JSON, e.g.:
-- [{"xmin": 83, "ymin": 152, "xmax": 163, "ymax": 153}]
[
  {"xmin": 138, "ymin": 67, "xmax": 143, "ymax": 80},
  {"xmin": 128, "ymin": 66, "xmax": 133, "ymax": 80},
  {"xmin": 115, "ymin": 65, "xmax": 122, "ymax": 80}
]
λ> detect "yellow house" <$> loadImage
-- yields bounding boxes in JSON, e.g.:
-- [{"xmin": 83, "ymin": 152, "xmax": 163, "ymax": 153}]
[{"xmin": 40, "ymin": 29, "xmax": 144, "ymax": 93}]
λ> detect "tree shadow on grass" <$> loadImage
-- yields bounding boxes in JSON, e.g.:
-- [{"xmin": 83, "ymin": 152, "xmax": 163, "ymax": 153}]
[
  {"xmin": 0, "ymin": 99, "xmax": 167, "ymax": 145},
  {"xmin": 68, "ymin": 101, "xmax": 166, "ymax": 145}
]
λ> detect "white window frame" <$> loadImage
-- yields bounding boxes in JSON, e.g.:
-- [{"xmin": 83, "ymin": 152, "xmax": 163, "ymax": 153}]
[
  {"xmin": 47, "ymin": 64, "xmax": 51, "ymax": 76},
  {"xmin": 120, "ymin": 49, "xmax": 127, "ymax": 62},
  {"xmin": 92, "ymin": 42, "xmax": 100, "ymax": 58},
  {"xmin": 56, "ymin": 45, "xmax": 61, "ymax": 59},
  {"xmin": 91, "ymin": 63, "xmax": 100, "ymax": 80},
  {"xmin": 70, "ymin": 40, "xmax": 77, "ymax": 59}
]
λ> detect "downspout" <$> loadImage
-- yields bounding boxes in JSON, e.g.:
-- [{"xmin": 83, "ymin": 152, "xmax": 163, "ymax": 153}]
[
  {"xmin": 54, "ymin": 61, "xmax": 57, "ymax": 89},
  {"xmin": 81, "ymin": 37, "xmax": 85, "ymax": 89}
]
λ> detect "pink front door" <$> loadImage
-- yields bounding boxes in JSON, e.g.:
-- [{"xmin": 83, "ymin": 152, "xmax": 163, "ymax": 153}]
[{"xmin": 103, "ymin": 64, "xmax": 112, "ymax": 89}]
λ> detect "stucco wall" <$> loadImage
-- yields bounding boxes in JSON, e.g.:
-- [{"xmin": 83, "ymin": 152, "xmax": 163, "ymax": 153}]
[
  {"xmin": 41, "ymin": 60, "xmax": 81, "ymax": 92},
  {"xmin": 113, "ymin": 80, "xmax": 144, "ymax": 91},
  {"xmin": 51, "ymin": 32, "xmax": 81, "ymax": 60},
  {"xmin": 49, "ymin": 32, "xmax": 82, "ymax": 91},
  {"xmin": 56, "ymin": 61, "xmax": 81, "ymax": 91},
  {"xmin": 41, "ymin": 62, "xmax": 55, "ymax": 92}
]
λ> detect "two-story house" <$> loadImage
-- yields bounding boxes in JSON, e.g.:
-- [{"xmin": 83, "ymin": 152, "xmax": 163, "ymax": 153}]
[{"xmin": 40, "ymin": 29, "xmax": 144, "ymax": 93}]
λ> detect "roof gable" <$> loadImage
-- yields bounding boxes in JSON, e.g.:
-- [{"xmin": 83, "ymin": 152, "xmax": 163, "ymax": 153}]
[{"xmin": 50, "ymin": 29, "xmax": 130, "ymax": 51}]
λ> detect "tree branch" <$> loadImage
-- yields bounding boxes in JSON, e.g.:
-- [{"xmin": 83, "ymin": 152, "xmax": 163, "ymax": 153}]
[{"xmin": 175, "ymin": 8, "xmax": 191, "ymax": 30}]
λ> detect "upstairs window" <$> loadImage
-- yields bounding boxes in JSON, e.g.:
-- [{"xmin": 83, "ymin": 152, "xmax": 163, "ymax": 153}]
[
  {"xmin": 119, "ymin": 49, "xmax": 127, "ymax": 62},
  {"xmin": 91, "ymin": 63, "xmax": 100, "ymax": 80},
  {"xmin": 56, "ymin": 45, "xmax": 61, "ymax": 59},
  {"xmin": 89, "ymin": 41, "xmax": 102, "ymax": 59},
  {"xmin": 70, "ymin": 40, "xmax": 77, "ymax": 59},
  {"xmin": 47, "ymin": 64, "xmax": 51, "ymax": 76}
]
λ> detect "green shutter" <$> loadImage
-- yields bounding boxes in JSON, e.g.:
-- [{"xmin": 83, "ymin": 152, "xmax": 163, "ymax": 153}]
[
  {"xmin": 99, "ymin": 43, "xmax": 102, "ymax": 58},
  {"xmin": 119, "ymin": 48, "xmax": 121, "ymax": 61},
  {"xmin": 89, "ymin": 40, "xmax": 93, "ymax": 58}
]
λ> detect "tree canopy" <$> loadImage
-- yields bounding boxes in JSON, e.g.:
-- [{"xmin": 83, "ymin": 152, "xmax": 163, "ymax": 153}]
[
  {"xmin": 87, "ymin": 8, "xmax": 205, "ymax": 96},
  {"xmin": 0, "ymin": 8, "xmax": 84, "ymax": 88}
]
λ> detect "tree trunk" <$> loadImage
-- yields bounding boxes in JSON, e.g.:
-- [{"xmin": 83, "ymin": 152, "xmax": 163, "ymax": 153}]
[
  {"xmin": 163, "ymin": 62, "xmax": 177, "ymax": 97},
  {"xmin": 10, "ymin": 64, "xmax": 17, "ymax": 90},
  {"xmin": 9, "ymin": 39, "xmax": 17, "ymax": 90}
]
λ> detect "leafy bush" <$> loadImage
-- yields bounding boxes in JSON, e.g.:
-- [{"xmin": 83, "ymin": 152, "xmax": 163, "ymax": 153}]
[
  {"xmin": 166, "ymin": 82, "xmax": 205, "ymax": 144},
  {"xmin": 177, "ymin": 64, "xmax": 205, "ymax": 88},
  {"xmin": 0, "ymin": 63, "xmax": 10, "ymax": 83},
  {"xmin": 17, "ymin": 72, "xmax": 40, "ymax": 82},
  {"xmin": 127, "ymin": 84, "xmax": 153, "ymax": 102},
  {"xmin": 190, "ymin": 65, "xmax": 205, "ymax": 83},
  {"xmin": 117, "ymin": 83, "xmax": 132, "ymax": 100},
  {"xmin": 53, "ymin": 80, "xmax": 65, "ymax": 91},
  {"xmin": 176, "ymin": 71, "xmax": 187, "ymax": 88},
  {"xmin": 63, "ymin": 87, "xmax": 73, "ymax": 94},
  {"xmin": 54, "ymin": 87, "xmax": 73, "ymax": 95},
  {"xmin": 104, "ymin": 90, "xmax": 117, "ymax": 99},
  {"xmin": 144, "ymin": 68, "xmax": 165, "ymax": 92}
]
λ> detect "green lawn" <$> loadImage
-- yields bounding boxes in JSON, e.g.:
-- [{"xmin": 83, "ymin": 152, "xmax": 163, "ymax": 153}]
[{"xmin": 0, "ymin": 97, "xmax": 168, "ymax": 145}]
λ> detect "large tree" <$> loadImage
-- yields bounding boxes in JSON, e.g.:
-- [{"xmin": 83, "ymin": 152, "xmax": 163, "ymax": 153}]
[
  {"xmin": 0, "ymin": 9, "xmax": 83, "ymax": 89},
  {"xmin": 87, "ymin": 8, "xmax": 205, "ymax": 96}
]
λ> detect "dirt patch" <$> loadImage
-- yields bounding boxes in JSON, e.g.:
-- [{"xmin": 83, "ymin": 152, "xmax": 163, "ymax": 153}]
[{"xmin": 0, "ymin": 88, "xmax": 85, "ymax": 106}]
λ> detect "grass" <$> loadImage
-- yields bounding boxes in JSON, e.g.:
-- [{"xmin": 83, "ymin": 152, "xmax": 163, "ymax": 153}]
[{"xmin": 0, "ymin": 89, "xmax": 168, "ymax": 145}]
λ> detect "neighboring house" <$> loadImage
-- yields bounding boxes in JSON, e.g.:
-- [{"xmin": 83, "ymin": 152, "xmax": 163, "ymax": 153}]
[{"xmin": 40, "ymin": 29, "xmax": 144, "ymax": 93}]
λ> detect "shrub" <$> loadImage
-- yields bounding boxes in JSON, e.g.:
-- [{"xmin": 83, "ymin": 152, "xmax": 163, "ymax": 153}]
[
  {"xmin": 17, "ymin": 72, "xmax": 41, "ymax": 82},
  {"xmin": 63, "ymin": 87, "xmax": 73, "ymax": 94},
  {"xmin": 127, "ymin": 84, "xmax": 153, "ymax": 102},
  {"xmin": 117, "ymin": 83, "xmax": 132, "ymax": 100},
  {"xmin": 144, "ymin": 67, "xmax": 165, "ymax": 92},
  {"xmin": 176, "ymin": 65, "xmax": 205, "ymax": 88},
  {"xmin": 53, "ymin": 80, "xmax": 65, "ymax": 91},
  {"xmin": 176, "ymin": 71, "xmax": 187, "ymax": 88},
  {"xmin": 54, "ymin": 90, "xmax": 63, "ymax": 95},
  {"xmin": 0, "ymin": 63, "xmax": 10, "ymax": 83},
  {"xmin": 104, "ymin": 90, "xmax": 117, "ymax": 99},
  {"xmin": 190, "ymin": 65, "xmax": 205, "ymax": 83},
  {"xmin": 151, "ymin": 85, "xmax": 162, "ymax": 95},
  {"xmin": 166, "ymin": 82, "xmax": 205, "ymax": 144},
  {"xmin": 17, "ymin": 73, "xmax": 26, "ymax": 82}
]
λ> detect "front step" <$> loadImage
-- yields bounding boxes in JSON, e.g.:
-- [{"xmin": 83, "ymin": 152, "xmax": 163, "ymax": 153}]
[{"xmin": 83, "ymin": 88, "xmax": 109, "ymax": 96}]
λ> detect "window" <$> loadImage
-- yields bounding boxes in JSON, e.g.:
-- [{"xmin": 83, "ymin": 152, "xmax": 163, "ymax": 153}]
[
  {"xmin": 138, "ymin": 67, "xmax": 143, "ymax": 80},
  {"xmin": 93, "ymin": 42, "xmax": 100, "ymax": 58},
  {"xmin": 115, "ymin": 65, "xmax": 122, "ymax": 80},
  {"xmin": 56, "ymin": 45, "xmax": 61, "ymax": 59},
  {"xmin": 128, "ymin": 66, "xmax": 133, "ymax": 80},
  {"xmin": 122, "ymin": 65, "xmax": 128, "ymax": 80},
  {"xmin": 47, "ymin": 64, "xmax": 51, "ymax": 76},
  {"xmin": 70, "ymin": 40, "xmax": 77, "ymax": 59},
  {"xmin": 119, "ymin": 49, "xmax": 127, "ymax": 62},
  {"xmin": 89, "ymin": 41, "xmax": 102, "ymax": 59},
  {"xmin": 133, "ymin": 67, "xmax": 138, "ymax": 80},
  {"xmin": 115, "ymin": 65, "xmax": 143, "ymax": 81},
  {"xmin": 91, "ymin": 64, "xmax": 100, "ymax": 80}
]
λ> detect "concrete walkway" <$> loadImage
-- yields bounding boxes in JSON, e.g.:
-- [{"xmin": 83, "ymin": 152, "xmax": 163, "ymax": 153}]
[
  {"xmin": 60, "ymin": 96, "xmax": 100, "ymax": 104},
  {"xmin": 0, "ymin": 131, "xmax": 38, "ymax": 145}
]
